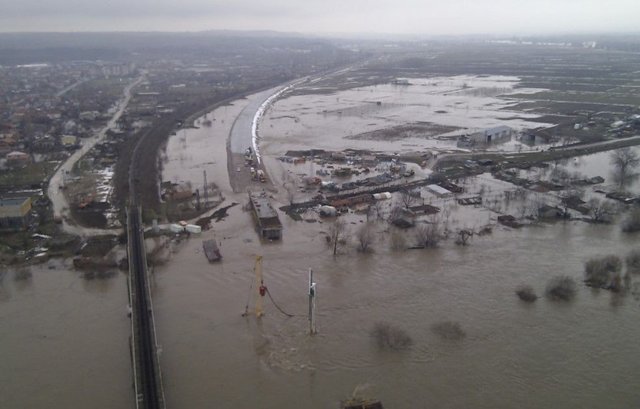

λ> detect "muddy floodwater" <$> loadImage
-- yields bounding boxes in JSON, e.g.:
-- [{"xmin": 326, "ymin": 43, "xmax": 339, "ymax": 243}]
[
  {"xmin": 0, "ymin": 261, "xmax": 133, "ymax": 409},
  {"xmin": 155, "ymin": 89, "xmax": 640, "ymax": 408},
  {"xmin": 2, "ymin": 85, "xmax": 639, "ymax": 409},
  {"xmin": 154, "ymin": 206, "xmax": 640, "ymax": 409}
]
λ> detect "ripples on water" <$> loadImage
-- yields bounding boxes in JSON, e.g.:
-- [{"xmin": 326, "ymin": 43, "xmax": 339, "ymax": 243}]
[{"xmin": 152, "ymin": 214, "xmax": 640, "ymax": 409}]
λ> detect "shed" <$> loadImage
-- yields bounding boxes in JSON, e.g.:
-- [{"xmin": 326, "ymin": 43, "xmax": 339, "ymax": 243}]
[{"xmin": 426, "ymin": 184, "xmax": 452, "ymax": 198}]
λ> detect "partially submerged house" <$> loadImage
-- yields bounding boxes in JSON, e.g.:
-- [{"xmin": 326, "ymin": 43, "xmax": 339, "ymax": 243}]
[{"xmin": 248, "ymin": 192, "xmax": 282, "ymax": 240}]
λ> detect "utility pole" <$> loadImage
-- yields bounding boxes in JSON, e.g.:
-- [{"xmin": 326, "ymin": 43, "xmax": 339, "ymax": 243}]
[
  {"xmin": 255, "ymin": 256, "xmax": 264, "ymax": 318},
  {"xmin": 308, "ymin": 268, "xmax": 317, "ymax": 335},
  {"xmin": 203, "ymin": 170, "xmax": 209, "ymax": 209}
]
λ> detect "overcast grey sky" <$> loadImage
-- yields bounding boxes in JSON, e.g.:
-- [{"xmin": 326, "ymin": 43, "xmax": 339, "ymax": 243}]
[{"xmin": 0, "ymin": 0, "xmax": 638, "ymax": 35}]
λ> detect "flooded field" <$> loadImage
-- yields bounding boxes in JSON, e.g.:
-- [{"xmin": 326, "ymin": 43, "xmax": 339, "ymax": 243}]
[
  {"xmin": 153, "ymin": 85, "xmax": 640, "ymax": 408},
  {"xmin": 260, "ymin": 75, "xmax": 554, "ymax": 157}
]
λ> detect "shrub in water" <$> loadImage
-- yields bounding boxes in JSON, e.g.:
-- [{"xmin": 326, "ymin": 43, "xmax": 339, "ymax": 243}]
[
  {"xmin": 371, "ymin": 322, "xmax": 413, "ymax": 351},
  {"xmin": 431, "ymin": 321, "xmax": 466, "ymax": 341},
  {"xmin": 515, "ymin": 285, "xmax": 538, "ymax": 302},
  {"xmin": 621, "ymin": 209, "xmax": 640, "ymax": 233},
  {"xmin": 626, "ymin": 250, "xmax": 640, "ymax": 274},
  {"xmin": 545, "ymin": 275, "xmax": 577, "ymax": 301},
  {"xmin": 584, "ymin": 255, "xmax": 622, "ymax": 288}
]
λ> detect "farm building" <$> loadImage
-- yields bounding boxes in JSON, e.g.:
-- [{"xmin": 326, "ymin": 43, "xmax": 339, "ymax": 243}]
[
  {"xmin": 471, "ymin": 125, "xmax": 513, "ymax": 144},
  {"xmin": 460, "ymin": 126, "xmax": 514, "ymax": 146}
]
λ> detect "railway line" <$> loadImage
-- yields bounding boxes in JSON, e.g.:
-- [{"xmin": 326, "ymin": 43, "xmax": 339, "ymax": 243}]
[{"xmin": 127, "ymin": 206, "xmax": 165, "ymax": 409}]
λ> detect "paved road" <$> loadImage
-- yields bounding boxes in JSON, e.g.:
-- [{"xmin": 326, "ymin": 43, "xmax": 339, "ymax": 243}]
[
  {"xmin": 47, "ymin": 73, "xmax": 145, "ymax": 236},
  {"xmin": 228, "ymin": 85, "xmax": 287, "ymax": 155}
]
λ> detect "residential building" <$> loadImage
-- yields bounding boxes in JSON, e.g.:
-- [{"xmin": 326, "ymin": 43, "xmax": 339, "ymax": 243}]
[{"xmin": 0, "ymin": 197, "xmax": 32, "ymax": 231}]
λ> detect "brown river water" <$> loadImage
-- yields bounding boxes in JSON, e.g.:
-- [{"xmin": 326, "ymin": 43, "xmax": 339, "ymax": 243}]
[
  {"xmin": 1, "ymin": 86, "xmax": 639, "ymax": 408},
  {"xmin": 4, "ymin": 212, "xmax": 637, "ymax": 409}
]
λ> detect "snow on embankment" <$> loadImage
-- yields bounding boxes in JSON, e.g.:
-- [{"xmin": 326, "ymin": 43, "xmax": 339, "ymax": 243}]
[{"xmin": 251, "ymin": 81, "xmax": 302, "ymax": 164}]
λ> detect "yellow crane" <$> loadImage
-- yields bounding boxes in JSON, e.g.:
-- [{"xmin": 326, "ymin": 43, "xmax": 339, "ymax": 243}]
[
  {"xmin": 242, "ymin": 256, "xmax": 311, "ymax": 330},
  {"xmin": 243, "ymin": 255, "xmax": 265, "ymax": 318}
]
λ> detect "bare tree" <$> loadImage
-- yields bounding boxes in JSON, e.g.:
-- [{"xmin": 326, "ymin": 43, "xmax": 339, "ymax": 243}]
[
  {"xmin": 415, "ymin": 219, "xmax": 441, "ymax": 248},
  {"xmin": 545, "ymin": 275, "xmax": 577, "ymax": 301},
  {"xmin": 560, "ymin": 188, "xmax": 584, "ymax": 218},
  {"xmin": 329, "ymin": 218, "xmax": 348, "ymax": 256},
  {"xmin": 284, "ymin": 181, "xmax": 297, "ymax": 206},
  {"xmin": 356, "ymin": 222, "xmax": 374, "ymax": 253},
  {"xmin": 389, "ymin": 230, "xmax": 406, "ymax": 251},
  {"xmin": 588, "ymin": 197, "xmax": 614, "ymax": 223},
  {"xmin": 371, "ymin": 322, "xmax": 413, "ymax": 350},
  {"xmin": 281, "ymin": 172, "xmax": 297, "ymax": 206},
  {"xmin": 399, "ymin": 187, "xmax": 420, "ymax": 210},
  {"xmin": 610, "ymin": 147, "xmax": 640, "ymax": 189},
  {"xmin": 370, "ymin": 200, "xmax": 385, "ymax": 221},
  {"xmin": 455, "ymin": 229, "xmax": 473, "ymax": 246},
  {"xmin": 550, "ymin": 167, "xmax": 571, "ymax": 187}
]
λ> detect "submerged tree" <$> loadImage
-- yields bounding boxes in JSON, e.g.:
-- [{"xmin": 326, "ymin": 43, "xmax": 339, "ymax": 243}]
[
  {"xmin": 588, "ymin": 198, "xmax": 614, "ymax": 223},
  {"xmin": 584, "ymin": 255, "xmax": 622, "ymax": 289},
  {"xmin": 328, "ymin": 218, "xmax": 348, "ymax": 256},
  {"xmin": 610, "ymin": 147, "xmax": 640, "ymax": 189},
  {"xmin": 356, "ymin": 222, "xmax": 374, "ymax": 253},
  {"xmin": 399, "ymin": 187, "xmax": 420, "ymax": 210},
  {"xmin": 621, "ymin": 208, "xmax": 640, "ymax": 233},
  {"xmin": 626, "ymin": 249, "xmax": 640, "ymax": 274},
  {"xmin": 431, "ymin": 321, "xmax": 466, "ymax": 340},
  {"xmin": 545, "ymin": 275, "xmax": 577, "ymax": 301},
  {"xmin": 282, "ymin": 172, "xmax": 298, "ymax": 206},
  {"xmin": 415, "ymin": 220, "xmax": 441, "ymax": 248},
  {"xmin": 515, "ymin": 285, "xmax": 538, "ymax": 302},
  {"xmin": 455, "ymin": 229, "xmax": 473, "ymax": 246},
  {"xmin": 389, "ymin": 229, "xmax": 407, "ymax": 252},
  {"xmin": 371, "ymin": 322, "xmax": 413, "ymax": 351}
]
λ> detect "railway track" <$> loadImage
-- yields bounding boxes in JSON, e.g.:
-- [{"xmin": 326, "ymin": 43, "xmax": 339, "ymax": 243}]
[{"xmin": 127, "ymin": 207, "xmax": 164, "ymax": 409}]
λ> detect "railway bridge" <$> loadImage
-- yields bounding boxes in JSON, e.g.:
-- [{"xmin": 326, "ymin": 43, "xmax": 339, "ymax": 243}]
[{"xmin": 127, "ymin": 206, "xmax": 166, "ymax": 409}]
